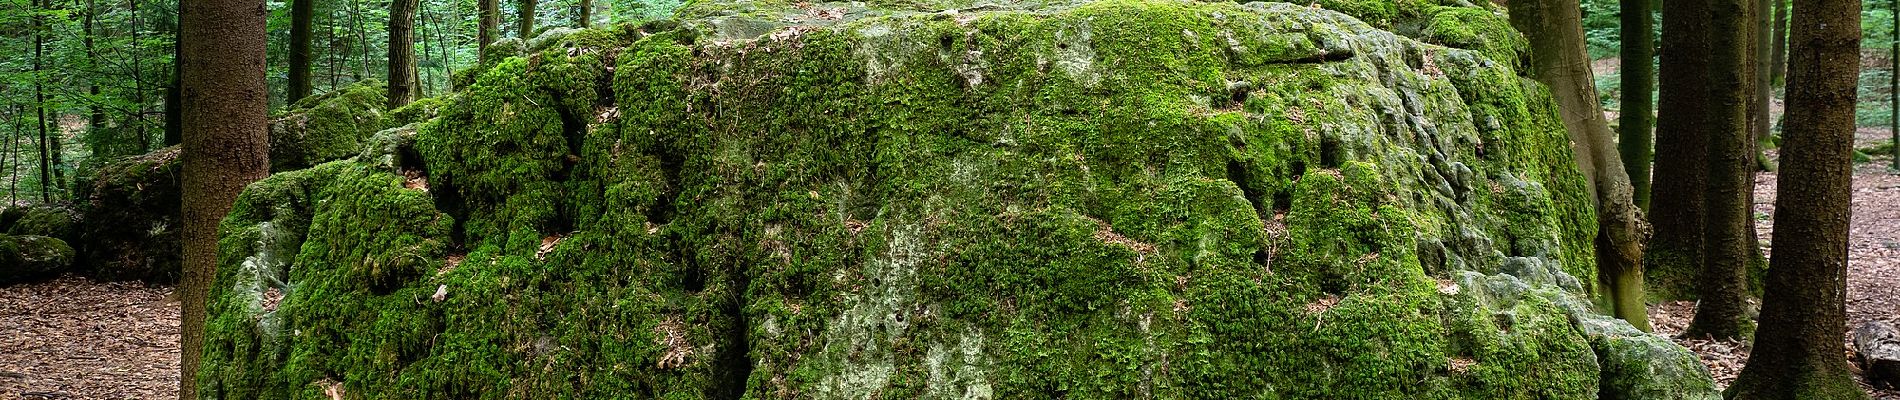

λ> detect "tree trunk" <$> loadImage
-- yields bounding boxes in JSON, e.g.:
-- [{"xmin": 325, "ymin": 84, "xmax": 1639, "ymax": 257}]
[
  {"xmin": 1726, "ymin": 0, "xmax": 1867, "ymax": 396},
  {"xmin": 177, "ymin": 0, "xmax": 272, "ymax": 394},
  {"xmin": 1620, "ymin": 0, "xmax": 1656, "ymax": 209},
  {"xmin": 1754, "ymin": 0, "xmax": 1778, "ymax": 173},
  {"xmin": 289, "ymin": 0, "xmax": 314, "ymax": 103},
  {"xmin": 1770, "ymin": 0, "xmax": 1790, "ymax": 87},
  {"xmin": 1646, "ymin": 0, "xmax": 1714, "ymax": 301},
  {"xmin": 35, "ymin": 0, "xmax": 52, "ymax": 203},
  {"xmin": 479, "ymin": 0, "xmax": 498, "ymax": 62},
  {"xmin": 388, "ymin": 0, "xmax": 418, "ymax": 108},
  {"xmin": 578, "ymin": 0, "xmax": 591, "ymax": 27},
  {"xmin": 85, "ymin": 0, "xmax": 106, "ymax": 142},
  {"xmin": 1892, "ymin": 0, "xmax": 1899, "ymax": 171},
  {"xmin": 133, "ymin": 0, "xmax": 148, "ymax": 152},
  {"xmin": 165, "ymin": 12, "xmax": 183, "ymax": 147},
  {"xmin": 1683, "ymin": 0, "xmax": 1757, "ymax": 341},
  {"xmin": 518, "ymin": 0, "xmax": 535, "ymax": 39},
  {"xmin": 1508, "ymin": 0, "xmax": 1653, "ymax": 332}
]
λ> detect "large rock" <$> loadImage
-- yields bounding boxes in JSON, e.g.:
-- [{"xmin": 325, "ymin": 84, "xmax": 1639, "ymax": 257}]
[
  {"xmin": 76, "ymin": 146, "xmax": 183, "ymax": 281},
  {"xmin": 270, "ymin": 81, "xmax": 390, "ymax": 172},
  {"xmin": 0, "ymin": 234, "xmax": 76, "ymax": 284},
  {"xmin": 1858, "ymin": 320, "xmax": 1900, "ymax": 389},
  {"xmin": 0, "ymin": 204, "xmax": 78, "ymax": 242},
  {"xmin": 198, "ymin": 0, "xmax": 1719, "ymax": 398}
]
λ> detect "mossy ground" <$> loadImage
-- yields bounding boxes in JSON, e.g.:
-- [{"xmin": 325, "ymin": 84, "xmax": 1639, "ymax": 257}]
[{"xmin": 199, "ymin": 1, "xmax": 1715, "ymax": 398}]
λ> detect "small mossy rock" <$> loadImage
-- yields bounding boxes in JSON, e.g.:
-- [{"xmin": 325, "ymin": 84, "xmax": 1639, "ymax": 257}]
[
  {"xmin": 0, "ymin": 234, "xmax": 76, "ymax": 284},
  {"xmin": 202, "ymin": 0, "xmax": 1718, "ymax": 398},
  {"xmin": 76, "ymin": 146, "xmax": 183, "ymax": 282},
  {"xmin": 271, "ymin": 80, "xmax": 390, "ymax": 172},
  {"xmin": 1, "ymin": 204, "xmax": 78, "ymax": 242}
]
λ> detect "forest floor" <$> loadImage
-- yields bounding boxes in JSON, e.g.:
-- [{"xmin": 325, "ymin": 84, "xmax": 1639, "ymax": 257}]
[
  {"xmin": 1649, "ymin": 128, "xmax": 1900, "ymax": 398},
  {"xmin": 0, "ymin": 143, "xmax": 1896, "ymax": 399}
]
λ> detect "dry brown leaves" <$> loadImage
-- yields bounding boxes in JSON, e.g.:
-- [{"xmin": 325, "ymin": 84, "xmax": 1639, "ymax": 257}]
[
  {"xmin": 0, "ymin": 276, "xmax": 179, "ymax": 399},
  {"xmin": 1651, "ymin": 144, "xmax": 1900, "ymax": 398}
]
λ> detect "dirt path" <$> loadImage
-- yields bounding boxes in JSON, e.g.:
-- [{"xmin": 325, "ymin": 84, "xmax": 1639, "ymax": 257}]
[{"xmin": 0, "ymin": 277, "xmax": 178, "ymax": 399}]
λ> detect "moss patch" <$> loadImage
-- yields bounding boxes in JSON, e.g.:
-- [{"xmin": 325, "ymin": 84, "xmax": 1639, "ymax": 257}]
[{"xmin": 201, "ymin": 1, "xmax": 1716, "ymax": 398}]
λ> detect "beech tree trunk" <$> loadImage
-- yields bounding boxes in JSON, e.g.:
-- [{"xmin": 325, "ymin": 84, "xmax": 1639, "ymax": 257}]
[
  {"xmin": 177, "ymin": 0, "xmax": 272, "ymax": 394},
  {"xmin": 1620, "ymin": 0, "xmax": 1656, "ymax": 209},
  {"xmin": 1508, "ymin": 0, "xmax": 1653, "ymax": 331},
  {"xmin": 388, "ymin": 0, "xmax": 418, "ymax": 108},
  {"xmin": 1755, "ymin": 0, "xmax": 1778, "ymax": 172},
  {"xmin": 1726, "ymin": 0, "xmax": 1867, "ymax": 395},
  {"xmin": 1647, "ymin": 0, "xmax": 1713, "ymax": 301},
  {"xmin": 290, "ymin": 0, "xmax": 314, "ymax": 103}
]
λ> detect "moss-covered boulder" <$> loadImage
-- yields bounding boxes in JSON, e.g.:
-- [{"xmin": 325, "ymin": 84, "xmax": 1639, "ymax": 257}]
[
  {"xmin": 0, "ymin": 204, "xmax": 78, "ymax": 242},
  {"xmin": 77, "ymin": 146, "xmax": 183, "ymax": 282},
  {"xmin": 0, "ymin": 234, "xmax": 76, "ymax": 284},
  {"xmin": 271, "ymin": 80, "xmax": 391, "ymax": 172},
  {"xmin": 200, "ymin": 0, "xmax": 1718, "ymax": 398}
]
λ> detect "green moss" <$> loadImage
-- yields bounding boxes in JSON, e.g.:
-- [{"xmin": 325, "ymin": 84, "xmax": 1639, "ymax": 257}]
[
  {"xmin": 201, "ymin": 0, "xmax": 1716, "ymax": 398},
  {"xmin": 75, "ymin": 146, "xmax": 183, "ymax": 282},
  {"xmin": 271, "ymin": 80, "xmax": 391, "ymax": 172},
  {"xmin": 0, "ymin": 234, "xmax": 76, "ymax": 284},
  {"xmin": 3, "ymin": 205, "xmax": 77, "ymax": 242}
]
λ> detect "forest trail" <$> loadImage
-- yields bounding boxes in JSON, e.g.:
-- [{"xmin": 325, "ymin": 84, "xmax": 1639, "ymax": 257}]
[{"xmin": 0, "ymin": 157, "xmax": 1895, "ymax": 399}]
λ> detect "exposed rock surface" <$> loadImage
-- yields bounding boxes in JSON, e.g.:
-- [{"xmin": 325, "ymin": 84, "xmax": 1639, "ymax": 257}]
[
  {"xmin": 1861, "ymin": 320, "xmax": 1900, "ymax": 390},
  {"xmin": 198, "ymin": 0, "xmax": 1718, "ymax": 398}
]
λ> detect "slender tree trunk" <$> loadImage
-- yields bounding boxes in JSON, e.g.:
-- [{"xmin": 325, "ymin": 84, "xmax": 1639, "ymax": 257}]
[
  {"xmin": 164, "ymin": 13, "xmax": 182, "ymax": 147},
  {"xmin": 1620, "ymin": 0, "xmax": 1657, "ymax": 209},
  {"xmin": 1647, "ymin": 0, "xmax": 1714, "ymax": 301},
  {"xmin": 85, "ymin": 0, "xmax": 106, "ymax": 141},
  {"xmin": 1892, "ymin": 0, "xmax": 1898, "ymax": 171},
  {"xmin": 1726, "ymin": 0, "xmax": 1866, "ymax": 396},
  {"xmin": 348, "ymin": 0, "xmax": 370, "ymax": 80},
  {"xmin": 34, "ymin": 0, "xmax": 52, "ymax": 203},
  {"xmin": 1756, "ymin": 0, "xmax": 1779, "ymax": 173},
  {"xmin": 1770, "ymin": 0, "xmax": 1790, "ymax": 87},
  {"xmin": 177, "ymin": 0, "xmax": 272, "ymax": 393},
  {"xmin": 1508, "ymin": 0, "xmax": 1654, "ymax": 332},
  {"xmin": 518, "ymin": 0, "xmax": 535, "ymax": 39},
  {"xmin": 1684, "ymin": 0, "xmax": 1757, "ymax": 341},
  {"xmin": 289, "ymin": 0, "xmax": 314, "ymax": 103},
  {"xmin": 328, "ymin": 8, "xmax": 340, "ymax": 89},
  {"xmin": 578, "ymin": 0, "xmax": 591, "ymax": 27},
  {"xmin": 133, "ymin": 0, "xmax": 148, "ymax": 152},
  {"xmin": 478, "ymin": 0, "xmax": 497, "ymax": 62},
  {"xmin": 388, "ymin": 0, "xmax": 418, "ymax": 108}
]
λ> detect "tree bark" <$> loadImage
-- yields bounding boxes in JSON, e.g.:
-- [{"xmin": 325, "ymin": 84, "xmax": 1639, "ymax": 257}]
[
  {"xmin": 578, "ymin": 0, "xmax": 591, "ymax": 27},
  {"xmin": 35, "ymin": 0, "xmax": 53, "ymax": 202},
  {"xmin": 518, "ymin": 0, "xmax": 535, "ymax": 39},
  {"xmin": 1755, "ymin": 0, "xmax": 1778, "ymax": 172},
  {"xmin": 177, "ymin": 0, "xmax": 272, "ymax": 394},
  {"xmin": 1770, "ymin": 0, "xmax": 1790, "ymax": 87},
  {"xmin": 289, "ymin": 0, "xmax": 314, "ymax": 103},
  {"xmin": 1508, "ymin": 0, "xmax": 1653, "ymax": 332},
  {"xmin": 388, "ymin": 0, "xmax": 418, "ymax": 108},
  {"xmin": 1620, "ymin": 0, "xmax": 1656, "ymax": 209},
  {"xmin": 479, "ymin": 0, "xmax": 498, "ymax": 62},
  {"xmin": 1646, "ymin": 0, "xmax": 1713, "ymax": 301},
  {"xmin": 1726, "ymin": 0, "xmax": 1867, "ymax": 396},
  {"xmin": 1683, "ymin": 0, "xmax": 1757, "ymax": 341}
]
